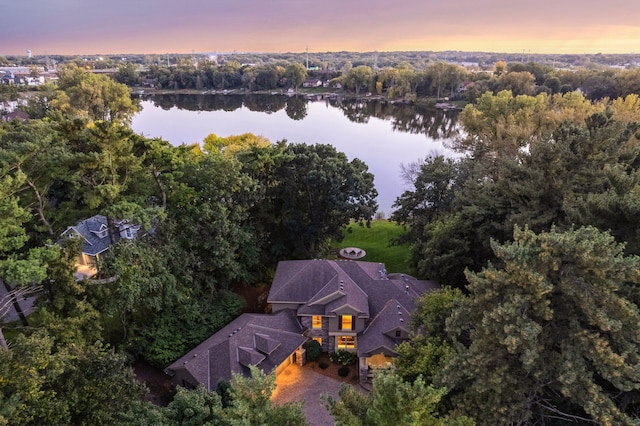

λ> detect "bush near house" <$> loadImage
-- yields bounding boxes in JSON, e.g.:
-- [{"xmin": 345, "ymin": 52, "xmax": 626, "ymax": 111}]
[
  {"xmin": 304, "ymin": 339, "xmax": 322, "ymax": 362},
  {"xmin": 330, "ymin": 350, "xmax": 358, "ymax": 366},
  {"xmin": 338, "ymin": 366, "xmax": 350, "ymax": 377}
]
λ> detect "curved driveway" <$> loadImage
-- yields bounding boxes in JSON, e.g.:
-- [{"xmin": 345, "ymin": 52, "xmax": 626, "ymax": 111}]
[{"xmin": 272, "ymin": 364, "xmax": 358, "ymax": 426}]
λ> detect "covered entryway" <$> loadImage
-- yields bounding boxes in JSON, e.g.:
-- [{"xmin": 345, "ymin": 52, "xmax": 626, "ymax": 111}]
[{"xmin": 366, "ymin": 353, "xmax": 394, "ymax": 369}]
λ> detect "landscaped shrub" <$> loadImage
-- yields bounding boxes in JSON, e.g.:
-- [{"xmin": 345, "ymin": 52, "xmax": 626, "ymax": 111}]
[
  {"xmin": 304, "ymin": 340, "xmax": 322, "ymax": 362},
  {"xmin": 319, "ymin": 361, "xmax": 329, "ymax": 369},
  {"xmin": 330, "ymin": 350, "xmax": 358, "ymax": 366},
  {"xmin": 338, "ymin": 366, "xmax": 350, "ymax": 377}
]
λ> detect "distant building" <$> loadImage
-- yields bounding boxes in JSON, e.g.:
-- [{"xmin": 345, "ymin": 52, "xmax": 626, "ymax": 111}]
[
  {"xmin": 0, "ymin": 110, "xmax": 29, "ymax": 122},
  {"xmin": 302, "ymin": 78, "xmax": 322, "ymax": 88},
  {"xmin": 59, "ymin": 215, "xmax": 141, "ymax": 279}
]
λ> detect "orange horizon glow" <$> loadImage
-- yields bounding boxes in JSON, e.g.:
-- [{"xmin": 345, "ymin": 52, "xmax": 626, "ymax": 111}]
[{"xmin": 2, "ymin": 1, "xmax": 639, "ymax": 57}]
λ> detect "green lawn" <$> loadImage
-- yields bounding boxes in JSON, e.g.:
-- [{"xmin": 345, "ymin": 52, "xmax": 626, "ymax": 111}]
[{"xmin": 333, "ymin": 220, "xmax": 413, "ymax": 274}]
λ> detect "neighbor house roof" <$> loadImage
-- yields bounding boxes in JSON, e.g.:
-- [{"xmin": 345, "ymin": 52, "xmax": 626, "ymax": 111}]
[
  {"xmin": 60, "ymin": 214, "xmax": 141, "ymax": 256},
  {"xmin": 60, "ymin": 215, "xmax": 113, "ymax": 256},
  {"xmin": 165, "ymin": 310, "xmax": 306, "ymax": 390}
]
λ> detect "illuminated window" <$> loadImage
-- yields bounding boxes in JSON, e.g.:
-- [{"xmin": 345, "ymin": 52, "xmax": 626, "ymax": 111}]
[
  {"xmin": 313, "ymin": 337, "xmax": 322, "ymax": 345},
  {"xmin": 337, "ymin": 336, "xmax": 356, "ymax": 349},
  {"xmin": 340, "ymin": 315, "xmax": 354, "ymax": 330},
  {"xmin": 312, "ymin": 316, "xmax": 322, "ymax": 329}
]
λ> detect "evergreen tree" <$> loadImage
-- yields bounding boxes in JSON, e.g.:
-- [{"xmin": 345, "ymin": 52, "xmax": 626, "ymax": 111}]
[{"xmin": 441, "ymin": 226, "xmax": 640, "ymax": 425}]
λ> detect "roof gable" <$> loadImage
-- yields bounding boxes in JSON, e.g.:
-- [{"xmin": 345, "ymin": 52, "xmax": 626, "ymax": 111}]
[
  {"xmin": 268, "ymin": 260, "xmax": 340, "ymax": 304},
  {"xmin": 64, "ymin": 215, "xmax": 111, "ymax": 256},
  {"xmin": 237, "ymin": 346, "xmax": 266, "ymax": 367},
  {"xmin": 166, "ymin": 310, "xmax": 305, "ymax": 390},
  {"xmin": 357, "ymin": 299, "xmax": 413, "ymax": 357},
  {"xmin": 254, "ymin": 333, "xmax": 281, "ymax": 355}
]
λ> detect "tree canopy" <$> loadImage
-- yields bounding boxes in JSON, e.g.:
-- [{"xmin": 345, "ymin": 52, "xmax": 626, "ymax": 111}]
[{"xmin": 440, "ymin": 226, "xmax": 640, "ymax": 425}]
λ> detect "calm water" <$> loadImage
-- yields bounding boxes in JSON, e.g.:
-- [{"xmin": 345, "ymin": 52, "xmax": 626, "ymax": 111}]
[{"xmin": 131, "ymin": 94, "xmax": 459, "ymax": 215}]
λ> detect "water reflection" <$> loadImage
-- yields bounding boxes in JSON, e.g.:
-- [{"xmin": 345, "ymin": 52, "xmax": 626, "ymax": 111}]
[
  {"xmin": 139, "ymin": 94, "xmax": 459, "ymax": 140},
  {"xmin": 132, "ymin": 94, "xmax": 460, "ymax": 214}
]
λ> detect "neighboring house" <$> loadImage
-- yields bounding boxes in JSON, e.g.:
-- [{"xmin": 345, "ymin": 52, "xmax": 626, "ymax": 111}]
[
  {"xmin": 59, "ymin": 214, "xmax": 140, "ymax": 279},
  {"xmin": 0, "ymin": 110, "xmax": 29, "ymax": 122},
  {"xmin": 302, "ymin": 78, "xmax": 322, "ymax": 88},
  {"xmin": 166, "ymin": 259, "xmax": 437, "ymax": 389}
]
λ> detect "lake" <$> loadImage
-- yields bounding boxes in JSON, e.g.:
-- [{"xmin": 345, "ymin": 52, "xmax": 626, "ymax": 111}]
[{"xmin": 131, "ymin": 94, "xmax": 459, "ymax": 215}]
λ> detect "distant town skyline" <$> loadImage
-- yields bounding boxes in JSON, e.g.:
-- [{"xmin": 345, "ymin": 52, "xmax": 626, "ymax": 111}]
[{"xmin": 1, "ymin": 0, "xmax": 639, "ymax": 56}]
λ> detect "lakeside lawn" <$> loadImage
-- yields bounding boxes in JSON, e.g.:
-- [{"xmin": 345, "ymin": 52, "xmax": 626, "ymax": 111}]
[{"xmin": 333, "ymin": 220, "xmax": 413, "ymax": 274}]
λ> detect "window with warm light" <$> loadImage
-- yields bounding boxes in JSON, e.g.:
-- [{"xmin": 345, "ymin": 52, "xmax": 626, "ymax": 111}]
[
  {"xmin": 312, "ymin": 315, "xmax": 322, "ymax": 329},
  {"xmin": 337, "ymin": 336, "xmax": 356, "ymax": 349},
  {"xmin": 313, "ymin": 337, "xmax": 322, "ymax": 345},
  {"xmin": 340, "ymin": 315, "xmax": 354, "ymax": 330}
]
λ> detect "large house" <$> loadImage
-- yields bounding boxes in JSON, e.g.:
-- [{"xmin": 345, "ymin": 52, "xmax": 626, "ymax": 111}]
[
  {"xmin": 165, "ymin": 259, "xmax": 437, "ymax": 389},
  {"xmin": 59, "ymin": 215, "xmax": 140, "ymax": 279}
]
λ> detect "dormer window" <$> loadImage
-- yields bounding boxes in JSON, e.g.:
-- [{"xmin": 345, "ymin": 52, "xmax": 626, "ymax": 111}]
[
  {"xmin": 91, "ymin": 224, "xmax": 109, "ymax": 239},
  {"xmin": 340, "ymin": 315, "xmax": 354, "ymax": 330}
]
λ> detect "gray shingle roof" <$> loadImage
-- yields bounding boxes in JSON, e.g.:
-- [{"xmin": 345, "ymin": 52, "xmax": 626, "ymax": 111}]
[
  {"xmin": 269, "ymin": 259, "xmax": 438, "ymax": 357},
  {"xmin": 165, "ymin": 310, "xmax": 305, "ymax": 390},
  {"xmin": 358, "ymin": 299, "xmax": 411, "ymax": 357},
  {"xmin": 61, "ymin": 214, "xmax": 112, "ymax": 256},
  {"xmin": 268, "ymin": 260, "xmax": 344, "ymax": 303},
  {"xmin": 60, "ymin": 215, "xmax": 141, "ymax": 256}
]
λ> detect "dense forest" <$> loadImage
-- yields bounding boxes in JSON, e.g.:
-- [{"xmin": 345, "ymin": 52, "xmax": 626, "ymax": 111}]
[{"xmin": 2, "ymin": 59, "xmax": 640, "ymax": 424}]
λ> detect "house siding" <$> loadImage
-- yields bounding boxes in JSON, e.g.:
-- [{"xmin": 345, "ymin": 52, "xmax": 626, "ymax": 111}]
[
  {"xmin": 271, "ymin": 302, "xmax": 300, "ymax": 313},
  {"xmin": 300, "ymin": 316, "xmax": 330, "ymax": 352}
]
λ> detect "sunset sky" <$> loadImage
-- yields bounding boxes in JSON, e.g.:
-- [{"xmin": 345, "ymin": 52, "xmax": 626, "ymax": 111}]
[{"xmin": 2, "ymin": 0, "xmax": 639, "ymax": 56}]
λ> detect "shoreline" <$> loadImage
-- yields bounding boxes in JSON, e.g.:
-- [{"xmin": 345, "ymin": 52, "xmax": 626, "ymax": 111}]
[{"xmin": 131, "ymin": 87, "xmax": 466, "ymax": 109}]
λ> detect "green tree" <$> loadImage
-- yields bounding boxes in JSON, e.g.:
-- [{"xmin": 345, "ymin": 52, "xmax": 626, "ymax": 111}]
[
  {"xmin": 0, "ymin": 119, "xmax": 72, "ymax": 237},
  {"xmin": 391, "ymin": 154, "xmax": 460, "ymax": 242},
  {"xmin": 0, "ymin": 166, "xmax": 57, "ymax": 286},
  {"xmin": 442, "ymin": 226, "xmax": 640, "ymax": 425},
  {"xmin": 164, "ymin": 385, "xmax": 225, "ymax": 426},
  {"xmin": 326, "ymin": 369, "xmax": 473, "ymax": 426},
  {"xmin": 284, "ymin": 63, "xmax": 307, "ymax": 90},
  {"xmin": 29, "ymin": 238, "xmax": 102, "ymax": 347},
  {"xmin": 243, "ymin": 143, "xmax": 378, "ymax": 261},
  {"xmin": 115, "ymin": 63, "xmax": 141, "ymax": 86},
  {"xmin": 0, "ymin": 330, "xmax": 146, "ymax": 426},
  {"xmin": 167, "ymin": 149, "xmax": 259, "ymax": 290},
  {"xmin": 345, "ymin": 66, "xmax": 373, "ymax": 96},
  {"xmin": 53, "ymin": 64, "xmax": 141, "ymax": 124},
  {"xmin": 395, "ymin": 287, "xmax": 461, "ymax": 383},
  {"xmin": 495, "ymin": 71, "xmax": 536, "ymax": 96},
  {"xmin": 225, "ymin": 365, "xmax": 307, "ymax": 426}
]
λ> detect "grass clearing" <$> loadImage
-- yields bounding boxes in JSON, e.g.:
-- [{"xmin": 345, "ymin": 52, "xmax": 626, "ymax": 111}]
[{"xmin": 333, "ymin": 220, "xmax": 413, "ymax": 274}]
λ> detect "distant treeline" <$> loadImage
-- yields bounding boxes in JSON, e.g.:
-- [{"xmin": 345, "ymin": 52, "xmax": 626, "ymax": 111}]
[
  {"xmin": 113, "ymin": 59, "xmax": 640, "ymax": 103},
  {"xmin": 3, "ymin": 50, "xmax": 640, "ymax": 70},
  {"xmin": 3, "ymin": 51, "xmax": 640, "ymax": 102}
]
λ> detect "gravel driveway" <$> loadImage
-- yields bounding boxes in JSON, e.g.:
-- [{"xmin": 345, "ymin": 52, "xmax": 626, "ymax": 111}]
[{"xmin": 272, "ymin": 364, "xmax": 357, "ymax": 426}]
